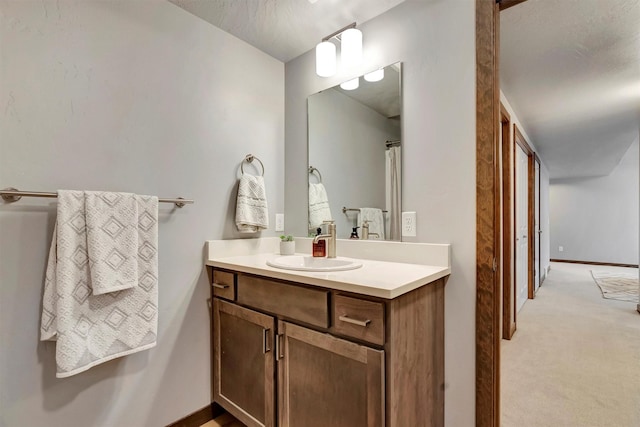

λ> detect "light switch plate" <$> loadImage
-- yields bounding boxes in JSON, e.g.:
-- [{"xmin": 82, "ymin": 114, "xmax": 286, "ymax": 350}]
[
  {"xmin": 402, "ymin": 211, "xmax": 417, "ymax": 237},
  {"xmin": 275, "ymin": 213, "xmax": 285, "ymax": 232}
]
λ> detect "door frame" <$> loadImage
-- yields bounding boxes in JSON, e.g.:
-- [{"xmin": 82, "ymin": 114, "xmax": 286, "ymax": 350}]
[
  {"xmin": 476, "ymin": 0, "xmax": 529, "ymax": 425},
  {"xmin": 500, "ymin": 103, "xmax": 516, "ymax": 340},
  {"xmin": 535, "ymin": 154, "xmax": 543, "ymax": 285},
  {"xmin": 514, "ymin": 124, "xmax": 535, "ymax": 300}
]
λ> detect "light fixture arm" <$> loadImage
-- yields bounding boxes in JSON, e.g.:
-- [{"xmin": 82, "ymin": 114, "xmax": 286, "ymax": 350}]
[{"xmin": 321, "ymin": 22, "xmax": 357, "ymax": 42}]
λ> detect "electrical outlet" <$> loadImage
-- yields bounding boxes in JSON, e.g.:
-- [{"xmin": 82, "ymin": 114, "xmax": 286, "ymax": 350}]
[
  {"xmin": 275, "ymin": 213, "xmax": 285, "ymax": 232},
  {"xmin": 402, "ymin": 211, "xmax": 417, "ymax": 237},
  {"xmin": 558, "ymin": 246, "xmax": 563, "ymax": 252}
]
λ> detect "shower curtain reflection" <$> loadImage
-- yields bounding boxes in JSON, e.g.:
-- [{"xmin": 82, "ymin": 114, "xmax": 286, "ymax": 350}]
[{"xmin": 386, "ymin": 145, "xmax": 401, "ymax": 241}]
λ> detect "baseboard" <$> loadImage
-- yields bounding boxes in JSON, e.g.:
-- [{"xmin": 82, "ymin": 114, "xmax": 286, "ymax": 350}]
[
  {"xmin": 550, "ymin": 259, "xmax": 639, "ymax": 268},
  {"xmin": 166, "ymin": 404, "xmax": 213, "ymax": 427}
]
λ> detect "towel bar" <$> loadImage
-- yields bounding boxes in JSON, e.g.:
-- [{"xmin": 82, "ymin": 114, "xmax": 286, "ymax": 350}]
[
  {"xmin": 342, "ymin": 207, "xmax": 388, "ymax": 214},
  {"xmin": 0, "ymin": 188, "xmax": 194, "ymax": 208}
]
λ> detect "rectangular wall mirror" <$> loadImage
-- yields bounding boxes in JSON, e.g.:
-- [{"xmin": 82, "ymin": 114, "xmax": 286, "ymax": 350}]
[{"xmin": 308, "ymin": 62, "xmax": 402, "ymax": 241}]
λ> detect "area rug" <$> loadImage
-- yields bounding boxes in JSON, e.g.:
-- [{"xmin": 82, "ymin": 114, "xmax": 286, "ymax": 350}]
[{"xmin": 590, "ymin": 270, "xmax": 639, "ymax": 303}]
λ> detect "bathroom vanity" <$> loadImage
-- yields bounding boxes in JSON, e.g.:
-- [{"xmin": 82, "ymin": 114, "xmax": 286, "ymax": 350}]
[{"xmin": 205, "ymin": 238, "xmax": 450, "ymax": 427}]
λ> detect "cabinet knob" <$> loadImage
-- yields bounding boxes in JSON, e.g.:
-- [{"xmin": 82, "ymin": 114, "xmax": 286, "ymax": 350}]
[{"xmin": 212, "ymin": 283, "xmax": 229, "ymax": 289}]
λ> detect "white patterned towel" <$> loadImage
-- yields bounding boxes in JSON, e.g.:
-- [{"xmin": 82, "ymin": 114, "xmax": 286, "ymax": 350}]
[
  {"xmin": 41, "ymin": 190, "xmax": 159, "ymax": 378},
  {"xmin": 85, "ymin": 191, "xmax": 138, "ymax": 295},
  {"xmin": 308, "ymin": 183, "xmax": 333, "ymax": 229},
  {"xmin": 235, "ymin": 174, "xmax": 269, "ymax": 232}
]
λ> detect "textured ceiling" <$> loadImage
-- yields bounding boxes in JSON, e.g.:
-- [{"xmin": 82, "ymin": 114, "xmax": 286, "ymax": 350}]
[
  {"xmin": 501, "ymin": 0, "xmax": 640, "ymax": 179},
  {"xmin": 168, "ymin": 0, "xmax": 405, "ymax": 62}
]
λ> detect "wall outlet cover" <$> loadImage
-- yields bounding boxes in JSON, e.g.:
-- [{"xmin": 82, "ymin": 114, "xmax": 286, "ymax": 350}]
[
  {"xmin": 275, "ymin": 213, "xmax": 285, "ymax": 232},
  {"xmin": 558, "ymin": 246, "xmax": 563, "ymax": 252},
  {"xmin": 402, "ymin": 211, "xmax": 417, "ymax": 237}
]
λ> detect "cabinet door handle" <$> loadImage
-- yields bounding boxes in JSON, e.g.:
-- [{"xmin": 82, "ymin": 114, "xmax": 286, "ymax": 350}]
[
  {"xmin": 212, "ymin": 283, "xmax": 229, "ymax": 289},
  {"xmin": 275, "ymin": 333, "xmax": 284, "ymax": 361},
  {"xmin": 262, "ymin": 328, "xmax": 271, "ymax": 354},
  {"xmin": 338, "ymin": 315, "xmax": 371, "ymax": 327}
]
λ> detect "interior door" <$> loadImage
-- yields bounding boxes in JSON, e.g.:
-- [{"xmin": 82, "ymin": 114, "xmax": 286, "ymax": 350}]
[
  {"xmin": 515, "ymin": 144, "xmax": 528, "ymax": 312},
  {"xmin": 534, "ymin": 158, "xmax": 541, "ymax": 292}
]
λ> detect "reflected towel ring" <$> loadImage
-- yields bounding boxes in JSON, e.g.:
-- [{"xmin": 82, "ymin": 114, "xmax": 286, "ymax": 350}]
[
  {"xmin": 308, "ymin": 166, "xmax": 323, "ymax": 183},
  {"xmin": 241, "ymin": 154, "xmax": 265, "ymax": 176}
]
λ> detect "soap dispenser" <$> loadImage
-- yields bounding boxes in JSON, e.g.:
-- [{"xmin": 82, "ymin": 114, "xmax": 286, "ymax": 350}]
[
  {"xmin": 350, "ymin": 227, "xmax": 360, "ymax": 239},
  {"xmin": 313, "ymin": 227, "xmax": 326, "ymax": 257}
]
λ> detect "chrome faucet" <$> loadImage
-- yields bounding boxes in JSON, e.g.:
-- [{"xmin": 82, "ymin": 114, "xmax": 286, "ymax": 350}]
[
  {"xmin": 313, "ymin": 220, "xmax": 336, "ymax": 258},
  {"xmin": 361, "ymin": 220, "xmax": 380, "ymax": 240}
]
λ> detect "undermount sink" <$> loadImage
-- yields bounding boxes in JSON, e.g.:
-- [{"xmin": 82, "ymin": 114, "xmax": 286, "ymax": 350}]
[{"xmin": 267, "ymin": 255, "xmax": 363, "ymax": 272}]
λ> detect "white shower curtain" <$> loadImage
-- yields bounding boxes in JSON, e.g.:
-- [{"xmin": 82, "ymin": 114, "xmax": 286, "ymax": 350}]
[{"xmin": 385, "ymin": 146, "xmax": 402, "ymax": 241}]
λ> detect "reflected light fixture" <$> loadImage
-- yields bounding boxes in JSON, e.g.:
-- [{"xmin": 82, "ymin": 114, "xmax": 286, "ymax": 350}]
[
  {"xmin": 315, "ymin": 22, "xmax": 362, "ymax": 77},
  {"xmin": 364, "ymin": 68, "xmax": 384, "ymax": 82},
  {"xmin": 340, "ymin": 77, "xmax": 359, "ymax": 91}
]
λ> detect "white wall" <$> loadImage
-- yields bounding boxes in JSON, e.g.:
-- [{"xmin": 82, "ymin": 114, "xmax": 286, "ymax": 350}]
[
  {"xmin": 285, "ymin": 1, "xmax": 476, "ymax": 425},
  {"xmin": 550, "ymin": 139, "xmax": 639, "ymax": 265},
  {"xmin": 308, "ymin": 88, "xmax": 399, "ymax": 238},
  {"xmin": 0, "ymin": 1, "xmax": 284, "ymax": 426}
]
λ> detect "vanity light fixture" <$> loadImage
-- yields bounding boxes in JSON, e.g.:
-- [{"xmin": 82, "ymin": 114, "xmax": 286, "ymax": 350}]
[
  {"xmin": 364, "ymin": 68, "xmax": 384, "ymax": 82},
  {"xmin": 315, "ymin": 22, "xmax": 362, "ymax": 78},
  {"xmin": 340, "ymin": 77, "xmax": 359, "ymax": 91}
]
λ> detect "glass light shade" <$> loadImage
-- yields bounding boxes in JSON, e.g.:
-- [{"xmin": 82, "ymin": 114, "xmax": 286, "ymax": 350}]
[
  {"xmin": 315, "ymin": 41, "xmax": 336, "ymax": 77},
  {"xmin": 364, "ymin": 68, "xmax": 384, "ymax": 82},
  {"xmin": 340, "ymin": 77, "xmax": 359, "ymax": 91},
  {"xmin": 340, "ymin": 28, "xmax": 362, "ymax": 70}
]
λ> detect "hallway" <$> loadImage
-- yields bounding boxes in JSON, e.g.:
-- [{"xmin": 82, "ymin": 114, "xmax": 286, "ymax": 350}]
[{"xmin": 501, "ymin": 262, "xmax": 640, "ymax": 427}]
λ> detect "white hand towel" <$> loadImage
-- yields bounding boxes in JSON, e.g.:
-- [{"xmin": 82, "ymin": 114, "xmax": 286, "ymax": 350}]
[
  {"xmin": 358, "ymin": 208, "xmax": 385, "ymax": 240},
  {"xmin": 308, "ymin": 183, "xmax": 333, "ymax": 229},
  {"xmin": 85, "ymin": 191, "xmax": 138, "ymax": 295},
  {"xmin": 41, "ymin": 190, "xmax": 158, "ymax": 378},
  {"xmin": 236, "ymin": 175, "xmax": 269, "ymax": 233}
]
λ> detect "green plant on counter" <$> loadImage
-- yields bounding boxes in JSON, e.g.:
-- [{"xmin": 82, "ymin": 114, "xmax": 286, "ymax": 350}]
[{"xmin": 280, "ymin": 234, "xmax": 294, "ymax": 242}]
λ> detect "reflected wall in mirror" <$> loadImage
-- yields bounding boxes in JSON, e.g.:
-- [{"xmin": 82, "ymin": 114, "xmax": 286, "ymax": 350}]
[{"xmin": 308, "ymin": 63, "xmax": 402, "ymax": 241}]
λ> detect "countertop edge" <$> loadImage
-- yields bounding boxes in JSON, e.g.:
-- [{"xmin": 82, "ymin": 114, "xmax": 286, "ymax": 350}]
[{"xmin": 206, "ymin": 258, "xmax": 450, "ymax": 299}]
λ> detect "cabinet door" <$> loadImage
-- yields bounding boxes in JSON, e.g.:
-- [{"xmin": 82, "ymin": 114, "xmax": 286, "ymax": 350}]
[
  {"xmin": 213, "ymin": 299, "xmax": 275, "ymax": 427},
  {"xmin": 277, "ymin": 321, "xmax": 385, "ymax": 427}
]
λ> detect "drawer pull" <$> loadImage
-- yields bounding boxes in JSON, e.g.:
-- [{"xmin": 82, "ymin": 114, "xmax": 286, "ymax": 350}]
[
  {"xmin": 338, "ymin": 315, "xmax": 371, "ymax": 327},
  {"xmin": 212, "ymin": 283, "xmax": 230, "ymax": 289},
  {"xmin": 262, "ymin": 328, "xmax": 271, "ymax": 354},
  {"xmin": 275, "ymin": 333, "xmax": 284, "ymax": 361}
]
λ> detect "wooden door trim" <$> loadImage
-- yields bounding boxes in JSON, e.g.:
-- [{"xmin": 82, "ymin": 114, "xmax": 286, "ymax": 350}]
[
  {"xmin": 500, "ymin": 103, "xmax": 515, "ymax": 340},
  {"xmin": 475, "ymin": 0, "xmax": 501, "ymax": 425},
  {"xmin": 534, "ymin": 155, "xmax": 542, "ymax": 287},
  {"xmin": 514, "ymin": 125, "xmax": 535, "ymax": 300},
  {"xmin": 477, "ymin": 1, "xmax": 530, "ymax": 426},
  {"xmin": 499, "ymin": 0, "xmax": 528, "ymax": 11}
]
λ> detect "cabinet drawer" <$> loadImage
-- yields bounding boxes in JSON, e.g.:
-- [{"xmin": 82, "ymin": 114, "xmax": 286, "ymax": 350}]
[
  {"xmin": 332, "ymin": 295, "xmax": 385, "ymax": 346},
  {"xmin": 212, "ymin": 270, "xmax": 235, "ymax": 300},
  {"xmin": 237, "ymin": 275, "xmax": 329, "ymax": 328}
]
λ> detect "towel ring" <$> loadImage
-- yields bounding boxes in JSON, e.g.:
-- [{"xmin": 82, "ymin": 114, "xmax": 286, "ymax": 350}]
[
  {"xmin": 308, "ymin": 166, "xmax": 322, "ymax": 183},
  {"xmin": 241, "ymin": 154, "xmax": 265, "ymax": 176}
]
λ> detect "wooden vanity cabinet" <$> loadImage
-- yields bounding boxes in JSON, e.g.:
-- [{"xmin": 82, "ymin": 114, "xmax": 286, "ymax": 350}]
[{"xmin": 209, "ymin": 268, "xmax": 445, "ymax": 427}]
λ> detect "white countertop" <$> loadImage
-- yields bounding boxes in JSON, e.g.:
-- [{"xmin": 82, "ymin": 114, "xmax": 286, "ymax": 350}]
[{"xmin": 206, "ymin": 238, "xmax": 451, "ymax": 299}]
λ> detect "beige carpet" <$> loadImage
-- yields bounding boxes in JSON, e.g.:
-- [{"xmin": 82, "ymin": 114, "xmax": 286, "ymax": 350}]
[
  {"xmin": 591, "ymin": 270, "xmax": 639, "ymax": 303},
  {"xmin": 501, "ymin": 262, "xmax": 640, "ymax": 427}
]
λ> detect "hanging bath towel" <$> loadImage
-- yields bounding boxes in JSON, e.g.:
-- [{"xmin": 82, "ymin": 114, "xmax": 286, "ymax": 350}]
[
  {"xmin": 235, "ymin": 174, "xmax": 269, "ymax": 232},
  {"xmin": 358, "ymin": 208, "xmax": 385, "ymax": 240},
  {"xmin": 308, "ymin": 182, "xmax": 333, "ymax": 229},
  {"xmin": 41, "ymin": 190, "xmax": 159, "ymax": 378}
]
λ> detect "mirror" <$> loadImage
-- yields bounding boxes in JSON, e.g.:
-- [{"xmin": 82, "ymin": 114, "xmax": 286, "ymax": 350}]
[{"xmin": 308, "ymin": 63, "xmax": 402, "ymax": 241}]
